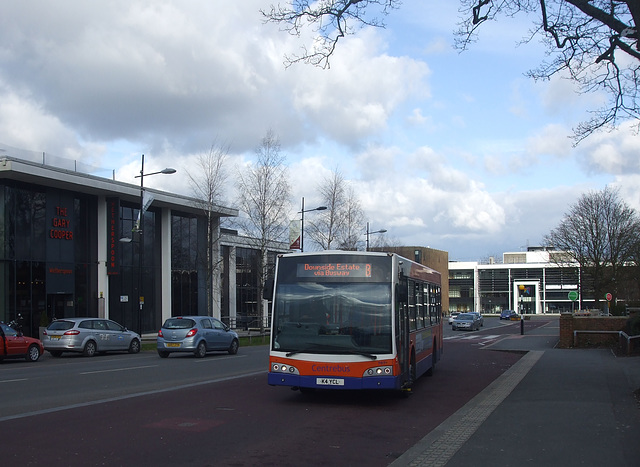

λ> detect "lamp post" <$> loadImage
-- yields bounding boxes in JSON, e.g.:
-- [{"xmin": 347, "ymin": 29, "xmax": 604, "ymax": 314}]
[
  {"xmin": 133, "ymin": 154, "xmax": 176, "ymax": 335},
  {"xmin": 299, "ymin": 197, "xmax": 327, "ymax": 252},
  {"xmin": 365, "ymin": 222, "xmax": 387, "ymax": 251}
]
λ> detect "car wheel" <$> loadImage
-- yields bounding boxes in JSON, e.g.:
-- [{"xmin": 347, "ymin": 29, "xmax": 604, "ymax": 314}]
[
  {"xmin": 26, "ymin": 344, "xmax": 41, "ymax": 362},
  {"xmin": 83, "ymin": 340, "xmax": 97, "ymax": 357},
  {"xmin": 194, "ymin": 341, "xmax": 207, "ymax": 358},
  {"xmin": 228, "ymin": 339, "xmax": 239, "ymax": 355},
  {"xmin": 158, "ymin": 350, "xmax": 170, "ymax": 358},
  {"xmin": 128, "ymin": 339, "xmax": 141, "ymax": 354},
  {"xmin": 49, "ymin": 350, "xmax": 63, "ymax": 358}
]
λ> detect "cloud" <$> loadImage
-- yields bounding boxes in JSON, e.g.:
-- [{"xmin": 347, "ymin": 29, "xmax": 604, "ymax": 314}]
[
  {"xmin": 578, "ymin": 122, "xmax": 640, "ymax": 175},
  {"xmin": 290, "ymin": 28, "xmax": 431, "ymax": 146},
  {"xmin": 526, "ymin": 124, "xmax": 573, "ymax": 158}
]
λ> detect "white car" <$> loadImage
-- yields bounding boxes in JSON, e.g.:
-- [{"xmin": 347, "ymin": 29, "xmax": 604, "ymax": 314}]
[{"xmin": 448, "ymin": 313, "xmax": 460, "ymax": 324}]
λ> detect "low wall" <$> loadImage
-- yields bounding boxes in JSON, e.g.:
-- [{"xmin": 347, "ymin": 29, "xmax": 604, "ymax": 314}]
[{"xmin": 558, "ymin": 313, "xmax": 634, "ymax": 351}]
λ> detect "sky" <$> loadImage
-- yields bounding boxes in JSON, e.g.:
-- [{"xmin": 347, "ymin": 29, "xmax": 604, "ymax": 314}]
[{"xmin": 1, "ymin": 1, "xmax": 639, "ymax": 261}]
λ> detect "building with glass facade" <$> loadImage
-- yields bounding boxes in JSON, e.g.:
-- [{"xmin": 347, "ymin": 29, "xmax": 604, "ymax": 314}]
[
  {"xmin": 0, "ymin": 156, "xmax": 288, "ymax": 338},
  {"xmin": 448, "ymin": 247, "xmax": 595, "ymax": 315}
]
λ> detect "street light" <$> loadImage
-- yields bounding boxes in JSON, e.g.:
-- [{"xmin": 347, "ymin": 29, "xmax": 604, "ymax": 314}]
[
  {"xmin": 132, "ymin": 154, "xmax": 176, "ymax": 336},
  {"xmin": 365, "ymin": 222, "xmax": 387, "ymax": 251},
  {"xmin": 298, "ymin": 197, "xmax": 327, "ymax": 252}
]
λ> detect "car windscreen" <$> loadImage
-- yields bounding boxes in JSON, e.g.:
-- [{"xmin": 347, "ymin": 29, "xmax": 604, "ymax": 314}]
[
  {"xmin": 163, "ymin": 318, "xmax": 196, "ymax": 329},
  {"xmin": 47, "ymin": 321, "xmax": 75, "ymax": 331},
  {"xmin": 457, "ymin": 314, "xmax": 474, "ymax": 320}
]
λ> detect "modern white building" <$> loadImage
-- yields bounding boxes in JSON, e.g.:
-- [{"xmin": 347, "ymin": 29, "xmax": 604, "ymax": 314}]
[{"xmin": 448, "ymin": 247, "xmax": 591, "ymax": 315}]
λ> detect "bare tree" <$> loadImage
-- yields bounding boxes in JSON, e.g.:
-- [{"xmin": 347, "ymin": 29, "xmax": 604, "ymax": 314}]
[
  {"xmin": 544, "ymin": 186, "xmax": 640, "ymax": 307},
  {"xmin": 337, "ymin": 184, "xmax": 366, "ymax": 250},
  {"xmin": 262, "ymin": 0, "xmax": 640, "ymax": 141},
  {"xmin": 306, "ymin": 168, "xmax": 345, "ymax": 249},
  {"xmin": 186, "ymin": 141, "xmax": 230, "ymax": 317},
  {"xmin": 235, "ymin": 130, "xmax": 291, "ymax": 328},
  {"xmin": 261, "ymin": 0, "xmax": 399, "ymax": 68}
]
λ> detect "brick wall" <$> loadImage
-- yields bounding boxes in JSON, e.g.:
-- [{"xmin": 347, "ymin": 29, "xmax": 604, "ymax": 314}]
[
  {"xmin": 558, "ymin": 313, "xmax": 629, "ymax": 349},
  {"xmin": 374, "ymin": 246, "xmax": 449, "ymax": 314}
]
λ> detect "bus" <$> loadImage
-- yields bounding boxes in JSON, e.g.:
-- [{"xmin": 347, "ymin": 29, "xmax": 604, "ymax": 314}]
[{"xmin": 265, "ymin": 251, "xmax": 443, "ymax": 392}]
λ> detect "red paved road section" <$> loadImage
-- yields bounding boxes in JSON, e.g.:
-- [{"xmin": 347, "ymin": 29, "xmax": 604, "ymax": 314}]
[{"xmin": 2, "ymin": 341, "xmax": 524, "ymax": 466}]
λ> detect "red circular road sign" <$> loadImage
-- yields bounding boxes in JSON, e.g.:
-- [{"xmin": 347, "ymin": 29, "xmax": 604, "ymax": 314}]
[{"xmin": 606, "ymin": 292, "xmax": 612, "ymax": 301}]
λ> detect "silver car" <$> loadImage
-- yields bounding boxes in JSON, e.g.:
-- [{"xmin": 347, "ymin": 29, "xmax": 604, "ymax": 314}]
[
  {"xmin": 451, "ymin": 313, "xmax": 480, "ymax": 331},
  {"xmin": 157, "ymin": 316, "xmax": 239, "ymax": 358},
  {"xmin": 470, "ymin": 312, "xmax": 484, "ymax": 327},
  {"xmin": 43, "ymin": 317, "xmax": 141, "ymax": 357}
]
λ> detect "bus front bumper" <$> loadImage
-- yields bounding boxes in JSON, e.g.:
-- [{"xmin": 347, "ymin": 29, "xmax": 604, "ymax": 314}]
[{"xmin": 268, "ymin": 372, "xmax": 399, "ymax": 390}]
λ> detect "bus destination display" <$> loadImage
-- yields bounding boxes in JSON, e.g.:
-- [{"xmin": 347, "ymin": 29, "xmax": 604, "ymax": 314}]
[{"xmin": 297, "ymin": 263, "xmax": 372, "ymax": 278}]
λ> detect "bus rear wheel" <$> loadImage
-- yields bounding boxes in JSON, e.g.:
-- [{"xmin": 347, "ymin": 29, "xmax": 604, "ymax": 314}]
[{"xmin": 427, "ymin": 341, "xmax": 437, "ymax": 376}]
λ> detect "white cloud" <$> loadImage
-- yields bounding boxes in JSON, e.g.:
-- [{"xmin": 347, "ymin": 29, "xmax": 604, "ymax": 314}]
[
  {"xmin": 291, "ymin": 28, "xmax": 431, "ymax": 145},
  {"xmin": 579, "ymin": 122, "xmax": 640, "ymax": 175}
]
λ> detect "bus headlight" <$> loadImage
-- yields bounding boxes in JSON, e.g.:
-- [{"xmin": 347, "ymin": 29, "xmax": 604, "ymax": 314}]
[
  {"xmin": 271, "ymin": 363, "xmax": 299, "ymax": 375},
  {"xmin": 363, "ymin": 366, "xmax": 393, "ymax": 377}
]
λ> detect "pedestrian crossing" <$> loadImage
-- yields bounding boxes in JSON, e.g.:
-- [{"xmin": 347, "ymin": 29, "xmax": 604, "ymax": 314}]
[{"xmin": 444, "ymin": 334, "xmax": 501, "ymax": 343}]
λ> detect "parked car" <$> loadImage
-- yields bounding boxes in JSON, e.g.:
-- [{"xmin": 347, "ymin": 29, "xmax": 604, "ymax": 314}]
[
  {"xmin": 157, "ymin": 316, "xmax": 239, "ymax": 358},
  {"xmin": 448, "ymin": 312, "xmax": 460, "ymax": 325},
  {"xmin": 500, "ymin": 310, "xmax": 518, "ymax": 320},
  {"xmin": 452, "ymin": 312, "xmax": 480, "ymax": 331},
  {"xmin": 0, "ymin": 322, "xmax": 44, "ymax": 362},
  {"xmin": 471, "ymin": 312, "xmax": 484, "ymax": 326},
  {"xmin": 43, "ymin": 318, "xmax": 141, "ymax": 357}
]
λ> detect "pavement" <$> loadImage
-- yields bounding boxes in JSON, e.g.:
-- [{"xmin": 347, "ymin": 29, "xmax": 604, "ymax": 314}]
[{"xmin": 390, "ymin": 318, "xmax": 640, "ymax": 466}]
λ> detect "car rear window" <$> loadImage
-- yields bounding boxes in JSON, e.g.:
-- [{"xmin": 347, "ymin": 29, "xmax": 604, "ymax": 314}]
[
  {"xmin": 163, "ymin": 318, "xmax": 196, "ymax": 329},
  {"xmin": 48, "ymin": 320, "xmax": 75, "ymax": 331}
]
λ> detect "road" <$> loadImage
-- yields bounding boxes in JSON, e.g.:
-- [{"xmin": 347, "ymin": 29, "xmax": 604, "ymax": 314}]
[{"xmin": 0, "ymin": 317, "xmax": 545, "ymax": 466}]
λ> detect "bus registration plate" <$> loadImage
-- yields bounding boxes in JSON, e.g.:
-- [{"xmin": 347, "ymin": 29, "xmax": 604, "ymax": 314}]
[{"xmin": 317, "ymin": 378, "xmax": 344, "ymax": 386}]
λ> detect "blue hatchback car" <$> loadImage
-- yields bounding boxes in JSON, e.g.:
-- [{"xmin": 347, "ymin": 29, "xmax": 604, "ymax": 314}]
[
  {"xmin": 157, "ymin": 316, "xmax": 239, "ymax": 358},
  {"xmin": 500, "ymin": 310, "xmax": 517, "ymax": 320}
]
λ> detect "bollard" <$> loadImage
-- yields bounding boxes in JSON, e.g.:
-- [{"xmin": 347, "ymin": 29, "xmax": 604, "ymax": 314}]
[{"xmin": 520, "ymin": 316, "xmax": 524, "ymax": 335}]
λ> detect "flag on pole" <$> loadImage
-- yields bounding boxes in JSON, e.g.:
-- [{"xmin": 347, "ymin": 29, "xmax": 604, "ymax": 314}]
[
  {"xmin": 135, "ymin": 190, "xmax": 155, "ymax": 231},
  {"xmin": 289, "ymin": 219, "xmax": 300, "ymax": 250},
  {"xmin": 142, "ymin": 190, "xmax": 155, "ymax": 213}
]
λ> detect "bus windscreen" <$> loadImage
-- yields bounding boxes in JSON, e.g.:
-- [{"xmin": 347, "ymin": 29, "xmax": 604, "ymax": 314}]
[{"xmin": 271, "ymin": 282, "xmax": 392, "ymax": 355}]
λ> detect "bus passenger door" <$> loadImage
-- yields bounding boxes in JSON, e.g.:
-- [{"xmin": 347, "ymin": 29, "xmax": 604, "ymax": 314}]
[{"xmin": 396, "ymin": 282, "xmax": 410, "ymax": 387}]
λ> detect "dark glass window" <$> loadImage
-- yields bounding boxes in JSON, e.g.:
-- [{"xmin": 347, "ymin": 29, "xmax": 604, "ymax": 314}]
[
  {"xmin": 236, "ymin": 247, "xmax": 259, "ymax": 325},
  {"xmin": 171, "ymin": 214, "xmax": 199, "ymax": 317}
]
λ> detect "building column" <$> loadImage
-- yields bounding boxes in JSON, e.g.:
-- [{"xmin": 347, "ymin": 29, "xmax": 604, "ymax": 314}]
[
  {"xmin": 96, "ymin": 196, "xmax": 109, "ymax": 318},
  {"xmin": 160, "ymin": 207, "xmax": 172, "ymax": 323},
  {"xmin": 211, "ymin": 216, "xmax": 222, "ymax": 319},
  {"xmin": 473, "ymin": 263, "xmax": 480, "ymax": 312},
  {"xmin": 228, "ymin": 246, "xmax": 237, "ymax": 327}
]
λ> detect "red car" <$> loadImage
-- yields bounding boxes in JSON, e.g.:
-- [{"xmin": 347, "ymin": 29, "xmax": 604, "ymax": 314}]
[{"xmin": 0, "ymin": 322, "xmax": 44, "ymax": 362}]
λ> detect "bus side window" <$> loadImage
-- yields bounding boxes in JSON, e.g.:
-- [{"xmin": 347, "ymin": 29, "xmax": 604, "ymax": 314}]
[{"xmin": 415, "ymin": 283, "xmax": 424, "ymax": 329}]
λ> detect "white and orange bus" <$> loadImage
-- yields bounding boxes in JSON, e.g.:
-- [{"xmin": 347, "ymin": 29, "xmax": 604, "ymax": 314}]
[{"xmin": 266, "ymin": 251, "xmax": 442, "ymax": 392}]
